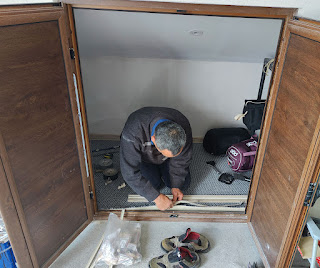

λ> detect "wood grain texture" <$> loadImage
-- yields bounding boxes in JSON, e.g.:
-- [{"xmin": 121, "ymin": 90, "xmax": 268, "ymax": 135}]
[
  {"xmin": 66, "ymin": 5, "xmax": 97, "ymax": 216},
  {"xmin": 0, "ymin": 157, "xmax": 34, "ymax": 268},
  {"xmin": 250, "ymin": 31, "xmax": 320, "ymax": 268},
  {"xmin": 0, "ymin": 6, "xmax": 62, "ymax": 26},
  {"xmin": 295, "ymin": 17, "xmax": 320, "ymax": 27},
  {"xmin": 277, "ymin": 22, "xmax": 320, "ymax": 265},
  {"xmin": 59, "ymin": 5, "xmax": 93, "ymax": 221},
  {"xmin": 64, "ymin": 0, "xmax": 296, "ymax": 19},
  {"xmin": 284, "ymin": 132, "xmax": 320, "ymax": 267},
  {"xmin": 0, "ymin": 18, "xmax": 88, "ymax": 267}
]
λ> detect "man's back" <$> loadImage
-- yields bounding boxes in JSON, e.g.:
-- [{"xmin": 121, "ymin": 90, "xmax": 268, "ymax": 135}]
[{"xmin": 120, "ymin": 107, "xmax": 193, "ymax": 206}]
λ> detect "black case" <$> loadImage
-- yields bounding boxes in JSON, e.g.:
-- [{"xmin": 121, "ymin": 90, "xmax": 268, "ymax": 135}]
[
  {"xmin": 203, "ymin": 128, "xmax": 251, "ymax": 156},
  {"xmin": 243, "ymin": 100, "xmax": 266, "ymax": 135},
  {"xmin": 242, "ymin": 58, "xmax": 273, "ymax": 135}
]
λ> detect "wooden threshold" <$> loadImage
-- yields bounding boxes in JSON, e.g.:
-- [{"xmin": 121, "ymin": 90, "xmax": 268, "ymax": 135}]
[
  {"xmin": 112, "ymin": 205, "xmax": 245, "ymax": 212},
  {"xmin": 128, "ymin": 194, "xmax": 247, "ymax": 203},
  {"xmin": 94, "ymin": 209, "xmax": 248, "ymax": 222}
]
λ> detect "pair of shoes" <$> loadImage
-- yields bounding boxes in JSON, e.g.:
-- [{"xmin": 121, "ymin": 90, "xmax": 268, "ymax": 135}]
[
  {"xmin": 149, "ymin": 247, "xmax": 200, "ymax": 268},
  {"xmin": 149, "ymin": 228, "xmax": 210, "ymax": 268}
]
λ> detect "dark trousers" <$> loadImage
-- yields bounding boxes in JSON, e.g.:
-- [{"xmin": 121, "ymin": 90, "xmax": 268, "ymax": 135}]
[{"xmin": 140, "ymin": 160, "xmax": 191, "ymax": 190}]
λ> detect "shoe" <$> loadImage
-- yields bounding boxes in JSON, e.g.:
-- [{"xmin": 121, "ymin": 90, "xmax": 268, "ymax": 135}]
[
  {"xmin": 149, "ymin": 247, "xmax": 200, "ymax": 268},
  {"xmin": 161, "ymin": 228, "xmax": 210, "ymax": 253}
]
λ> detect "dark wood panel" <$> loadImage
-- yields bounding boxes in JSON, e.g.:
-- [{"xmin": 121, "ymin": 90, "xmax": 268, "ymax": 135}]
[
  {"xmin": 0, "ymin": 21, "xmax": 88, "ymax": 266},
  {"xmin": 250, "ymin": 33, "xmax": 320, "ymax": 267},
  {"xmin": 0, "ymin": 157, "xmax": 34, "ymax": 267},
  {"xmin": 0, "ymin": 6, "xmax": 62, "ymax": 26}
]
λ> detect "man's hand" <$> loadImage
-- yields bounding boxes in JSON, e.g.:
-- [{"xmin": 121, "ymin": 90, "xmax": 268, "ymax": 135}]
[
  {"xmin": 154, "ymin": 194, "xmax": 173, "ymax": 211},
  {"xmin": 171, "ymin": 188, "xmax": 184, "ymax": 203}
]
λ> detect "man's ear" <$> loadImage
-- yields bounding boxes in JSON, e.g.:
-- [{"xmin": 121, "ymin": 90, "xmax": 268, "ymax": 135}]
[{"xmin": 151, "ymin": 135, "xmax": 156, "ymax": 144}]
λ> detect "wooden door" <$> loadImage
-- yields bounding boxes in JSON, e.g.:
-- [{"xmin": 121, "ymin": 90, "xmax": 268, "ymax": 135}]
[
  {"xmin": 247, "ymin": 19, "xmax": 320, "ymax": 267},
  {"xmin": 0, "ymin": 5, "xmax": 93, "ymax": 268}
]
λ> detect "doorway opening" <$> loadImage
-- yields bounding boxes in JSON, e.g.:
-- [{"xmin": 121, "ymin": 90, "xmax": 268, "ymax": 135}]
[{"xmin": 72, "ymin": 8, "xmax": 283, "ymax": 212}]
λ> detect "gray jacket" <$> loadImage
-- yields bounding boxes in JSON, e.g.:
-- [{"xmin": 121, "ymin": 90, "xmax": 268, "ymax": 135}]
[{"xmin": 120, "ymin": 107, "xmax": 192, "ymax": 201}]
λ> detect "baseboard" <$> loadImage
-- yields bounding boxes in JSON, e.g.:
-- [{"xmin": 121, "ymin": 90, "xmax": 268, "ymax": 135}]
[
  {"xmin": 89, "ymin": 133, "xmax": 203, "ymax": 143},
  {"xmin": 90, "ymin": 134, "xmax": 120, "ymax": 140},
  {"xmin": 192, "ymin": 137, "xmax": 203, "ymax": 143}
]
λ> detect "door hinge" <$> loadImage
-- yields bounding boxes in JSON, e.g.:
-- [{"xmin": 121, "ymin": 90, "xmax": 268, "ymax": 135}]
[
  {"xmin": 69, "ymin": 48, "xmax": 75, "ymax": 60},
  {"xmin": 304, "ymin": 183, "xmax": 317, "ymax": 207},
  {"xmin": 177, "ymin": 9, "xmax": 187, "ymax": 13},
  {"xmin": 89, "ymin": 191, "xmax": 94, "ymax": 200}
]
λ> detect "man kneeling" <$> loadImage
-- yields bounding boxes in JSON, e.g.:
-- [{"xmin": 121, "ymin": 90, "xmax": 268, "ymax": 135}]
[{"xmin": 120, "ymin": 107, "xmax": 192, "ymax": 211}]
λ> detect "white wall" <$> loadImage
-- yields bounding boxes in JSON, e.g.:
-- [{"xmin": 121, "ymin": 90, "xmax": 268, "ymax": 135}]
[
  {"xmin": 73, "ymin": 9, "xmax": 282, "ymax": 63},
  {"xmin": 81, "ymin": 56, "xmax": 263, "ymax": 137},
  {"xmin": 297, "ymin": 0, "xmax": 320, "ymax": 21}
]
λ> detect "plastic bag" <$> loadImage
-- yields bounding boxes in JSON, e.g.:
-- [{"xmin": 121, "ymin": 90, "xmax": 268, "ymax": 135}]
[
  {"xmin": 0, "ymin": 212, "xmax": 9, "ymax": 244},
  {"xmin": 92, "ymin": 213, "xmax": 142, "ymax": 267}
]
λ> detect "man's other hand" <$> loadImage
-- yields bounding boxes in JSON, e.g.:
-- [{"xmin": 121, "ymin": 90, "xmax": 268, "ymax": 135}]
[
  {"xmin": 171, "ymin": 188, "xmax": 184, "ymax": 203},
  {"xmin": 154, "ymin": 194, "xmax": 173, "ymax": 211}
]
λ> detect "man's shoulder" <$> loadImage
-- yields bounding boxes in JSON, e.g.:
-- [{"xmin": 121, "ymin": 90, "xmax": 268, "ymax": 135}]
[
  {"xmin": 130, "ymin": 107, "xmax": 187, "ymax": 118},
  {"xmin": 125, "ymin": 106, "xmax": 189, "ymax": 129}
]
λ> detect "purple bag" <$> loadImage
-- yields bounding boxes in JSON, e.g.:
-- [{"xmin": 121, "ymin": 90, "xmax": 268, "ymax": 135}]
[{"xmin": 226, "ymin": 136, "xmax": 258, "ymax": 172}]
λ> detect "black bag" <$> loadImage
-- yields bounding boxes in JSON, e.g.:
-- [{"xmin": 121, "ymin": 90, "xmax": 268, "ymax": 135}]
[
  {"xmin": 242, "ymin": 58, "xmax": 273, "ymax": 135},
  {"xmin": 242, "ymin": 100, "xmax": 265, "ymax": 135},
  {"xmin": 203, "ymin": 128, "xmax": 251, "ymax": 156}
]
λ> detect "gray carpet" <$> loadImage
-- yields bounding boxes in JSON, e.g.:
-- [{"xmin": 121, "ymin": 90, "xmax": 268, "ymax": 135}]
[{"xmin": 90, "ymin": 140, "xmax": 251, "ymax": 210}]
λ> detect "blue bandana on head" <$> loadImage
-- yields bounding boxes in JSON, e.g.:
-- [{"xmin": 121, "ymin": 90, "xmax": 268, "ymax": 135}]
[{"xmin": 151, "ymin": 119, "xmax": 170, "ymax": 145}]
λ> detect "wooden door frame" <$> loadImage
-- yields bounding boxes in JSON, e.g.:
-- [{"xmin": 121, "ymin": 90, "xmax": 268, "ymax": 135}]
[
  {"xmin": 65, "ymin": 1, "xmax": 296, "ymax": 222},
  {"xmin": 283, "ymin": 21, "xmax": 320, "ymax": 268},
  {"xmin": 248, "ymin": 19, "xmax": 320, "ymax": 268},
  {"xmin": 0, "ymin": 4, "xmax": 93, "ymax": 268},
  {"xmin": 64, "ymin": 0, "xmax": 296, "ymax": 18}
]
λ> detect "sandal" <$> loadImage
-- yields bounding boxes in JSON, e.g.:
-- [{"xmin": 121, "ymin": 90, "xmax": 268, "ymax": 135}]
[
  {"xmin": 149, "ymin": 247, "xmax": 200, "ymax": 268},
  {"xmin": 161, "ymin": 228, "xmax": 210, "ymax": 253}
]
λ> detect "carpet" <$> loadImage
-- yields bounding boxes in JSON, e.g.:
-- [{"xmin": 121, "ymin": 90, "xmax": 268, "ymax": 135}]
[{"xmin": 90, "ymin": 140, "xmax": 251, "ymax": 210}]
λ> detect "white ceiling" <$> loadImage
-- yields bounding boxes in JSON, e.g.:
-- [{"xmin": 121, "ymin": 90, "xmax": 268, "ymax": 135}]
[{"xmin": 74, "ymin": 9, "xmax": 282, "ymax": 63}]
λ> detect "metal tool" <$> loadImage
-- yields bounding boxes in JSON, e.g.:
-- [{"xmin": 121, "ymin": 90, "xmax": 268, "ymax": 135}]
[
  {"xmin": 103, "ymin": 168, "xmax": 119, "ymax": 182},
  {"xmin": 91, "ymin": 145, "xmax": 120, "ymax": 157},
  {"xmin": 206, "ymin": 160, "xmax": 251, "ymax": 184},
  {"xmin": 96, "ymin": 158, "xmax": 113, "ymax": 170}
]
